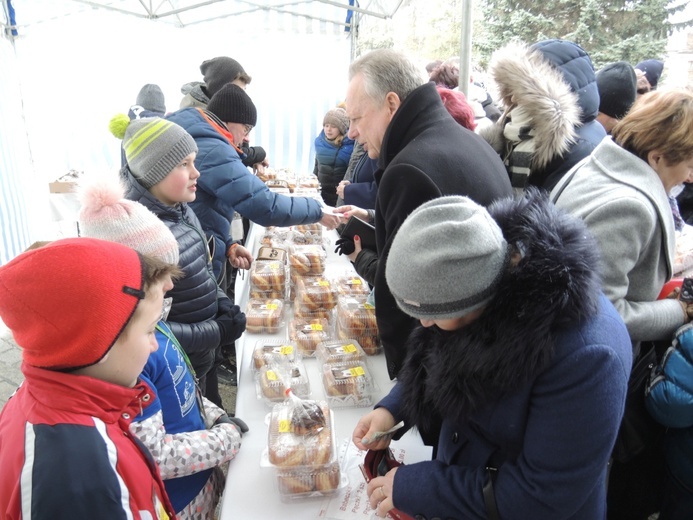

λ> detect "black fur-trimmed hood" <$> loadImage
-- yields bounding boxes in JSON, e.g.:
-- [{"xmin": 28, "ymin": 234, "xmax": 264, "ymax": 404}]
[{"xmin": 397, "ymin": 189, "xmax": 602, "ymax": 428}]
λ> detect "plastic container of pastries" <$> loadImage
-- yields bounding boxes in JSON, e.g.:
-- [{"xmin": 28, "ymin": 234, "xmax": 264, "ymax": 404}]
[
  {"xmin": 293, "ymin": 304, "xmax": 334, "ymax": 323},
  {"xmin": 249, "ymin": 260, "xmax": 287, "ymax": 293},
  {"xmin": 267, "ymin": 400, "xmax": 335, "ymax": 468},
  {"xmin": 295, "ymin": 275, "xmax": 337, "ymax": 311},
  {"xmin": 245, "ymin": 298, "xmax": 285, "ymax": 334},
  {"xmin": 297, "ymin": 175, "xmax": 321, "ymax": 190},
  {"xmin": 289, "ymin": 315, "xmax": 332, "ymax": 357},
  {"xmin": 289, "ymin": 228, "xmax": 324, "ymax": 247},
  {"xmin": 291, "ymin": 187, "xmax": 321, "ymax": 199},
  {"xmin": 333, "ymin": 273, "xmax": 371, "ymax": 297},
  {"xmin": 256, "ymin": 362, "xmax": 311, "ymax": 404},
  {"xmin": 256, "ymin": 246, "xmax": 288, "ymax": 264},
  {"xmin": 276, "ymin": 462, "xmax": 342, "ymax": 500},
  {"xmin": 321, "ymin": 360, "xmax": 375, "ymax": 408},
  {"xmin": 260, "ymin": 228, "xmax": 292, "ymax": 249},
  {"xmin": 336, "ymin": 296, "xmax": 380, "ymax": 355},
  {"xmin": 289, "ymin": 244, "xmax": 326, "ymax": 276},
  {"xmin": 315, "ymin": 339, "xmax": 367, "ymax": 365},
  {"xmin": 291, "ymin": 223, "xmax": 323, "ymax": 238},
  {"xmin": 251, "ymin": 339, "xmax": 300, "ymax": 371}
]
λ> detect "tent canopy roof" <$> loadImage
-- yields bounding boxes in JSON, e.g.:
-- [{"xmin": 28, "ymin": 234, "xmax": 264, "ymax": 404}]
[{"xmin": 4, "ymin": 0, "xmax": 404, "ymax": 30}]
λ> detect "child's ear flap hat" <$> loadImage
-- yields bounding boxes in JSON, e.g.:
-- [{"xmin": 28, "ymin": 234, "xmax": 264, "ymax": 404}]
[
  {"xmin": 109, "ymin": 115, "xmax": 197, "ymax": 189},
  {"xmin": 0, "ymin": 238, "xmax": 145, "ymax": 370}
]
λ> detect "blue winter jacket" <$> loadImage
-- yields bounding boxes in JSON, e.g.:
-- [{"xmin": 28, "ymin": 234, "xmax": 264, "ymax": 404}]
[
  {"xmin": 646, "ymin": 323, "xmax": 693, "ymax": 490},
  {"xmin": 343, "ymin": 153, "xmax": 378, "ymax": 210},
  {"xmin": 166, "ymin": 108, "xmax": 323, "ymax": 278},
  {"xmin": 313, "ymin": 130, "xmax": 355, "ymax": 205}
]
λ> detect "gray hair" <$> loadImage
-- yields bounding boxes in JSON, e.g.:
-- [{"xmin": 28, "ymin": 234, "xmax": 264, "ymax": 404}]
[{"xmin": 349, "ymin": 49, "xmax": 425, "ymax": 105}]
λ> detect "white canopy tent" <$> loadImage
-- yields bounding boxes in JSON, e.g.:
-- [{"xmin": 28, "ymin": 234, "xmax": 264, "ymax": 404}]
[{"xmin": 0, "ymin": 0, "xmax": 475, "ymax": 265}]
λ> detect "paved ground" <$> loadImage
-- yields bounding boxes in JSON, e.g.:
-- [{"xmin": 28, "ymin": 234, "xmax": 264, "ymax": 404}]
[{"xmin": 0, "ymin": 322, "xmax": 23, "ymax": 408}]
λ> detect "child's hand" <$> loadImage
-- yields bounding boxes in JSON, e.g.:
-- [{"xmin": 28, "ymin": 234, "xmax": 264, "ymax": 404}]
[{"xmin": 228, "ymin": 244, "xmax": 253, "ymax": 270}]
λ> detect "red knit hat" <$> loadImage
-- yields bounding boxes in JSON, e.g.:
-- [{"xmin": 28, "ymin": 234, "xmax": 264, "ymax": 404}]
[{"xmin": 0, "ymin": 238, "xmax": 145, "ymax": 370}]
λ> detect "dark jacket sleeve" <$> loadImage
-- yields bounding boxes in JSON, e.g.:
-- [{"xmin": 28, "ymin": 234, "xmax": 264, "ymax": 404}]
[
  {"xmin": 353, "ymin": 249, "xmax": 378, "ymax": 286},
  {"xmin": 166, "ymin": 319, "xmax": 221, "ymax": 354},
  {"xmin": 241, "ymin": 144, "xmax": 267, "ymax": 167},
  {"xmin": 344, "ymin": 179, "xmax": 378, "ymax": 210}
]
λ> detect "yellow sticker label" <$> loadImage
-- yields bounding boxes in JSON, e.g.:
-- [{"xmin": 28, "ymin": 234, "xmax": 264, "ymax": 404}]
[
  {"xmin": 279, "ymin": 419, "xmax": 291, "ymax": 433},
  {"xmin": 267, "ymin": 370, "xmax": 277, "ymax": 381},
  {"xmin": 344, "ymin": 343, "xmax": 357, "ymax": 353},
  {"xmin": 349, "ymin": 278, "xmax": 362, "ymax": 285},
  {"xmin": 317, "ymin": 280, "xmax": 329, "ymax": 286},
  {"xmin": 269, "ymin": 262, "xmax": 280, "ymax": 269},
  {"xmin": 310, "ymin": 324, "xmax": 324, "ymax": 331},
  {"xmin": 265, "ymin": 304, "xmax": 278, "ymax": 310},
  {"xmin": 280, "ymin": 345, "xmax": 294, "ymax": 355},
  {"xmin": 363, "ymin": 303, "xmax": 374, "ymax": 310},
  {"xmin": 349, "ymin": 367, "xmax": 365, "ymax": 377}
]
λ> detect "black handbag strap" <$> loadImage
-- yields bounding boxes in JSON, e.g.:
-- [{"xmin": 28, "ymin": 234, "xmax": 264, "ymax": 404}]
[{"xmin": 483, "ymin": 466, "xmax": 501, "ymax": 520}]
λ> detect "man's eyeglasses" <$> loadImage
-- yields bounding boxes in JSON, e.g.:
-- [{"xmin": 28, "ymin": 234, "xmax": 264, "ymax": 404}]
[{"xmin": 243, "ymin": 124, "xmax": 254, "ymax": 136}]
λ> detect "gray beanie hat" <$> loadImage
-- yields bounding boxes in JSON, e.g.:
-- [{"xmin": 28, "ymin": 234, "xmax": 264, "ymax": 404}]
[
  {"xmin": 109, "ymin": 115, "xmax": 198, "ymax": 189},
  {"xmin": 135, "ymin": 84, "xmax": 166, "ymax": 115},
  {"xmin": 323, "ymin": 107, "xmax": 349, "ymax": 136},
  {"xmin": 386, "ymin": 196, "xmax": 509, "ymax": 320},
  {"xmin": 201, "ymin": 56, "xmax": 249, "ymax": 98}
]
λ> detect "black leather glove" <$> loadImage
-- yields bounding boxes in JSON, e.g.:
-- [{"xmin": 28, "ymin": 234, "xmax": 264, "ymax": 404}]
[
  {"xmin": 334, "ymin": 236, "xmax": 355, "ymax": 256},
  {"xmin": 216, "ymin": 305, "xmax": 246, "ymax": 347},
  {"xmin": 215, "ymin": 413, "xmax": 249, "ymax": 436}
]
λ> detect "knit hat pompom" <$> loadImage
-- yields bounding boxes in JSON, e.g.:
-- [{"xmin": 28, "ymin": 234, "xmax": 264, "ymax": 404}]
[
  {"xmin": 323, "ymin": 107, "xmax": 350, "ymax": 136},
  {"xmin": 119, "ymin": 117, "xmax": 198, "ymax": 189},
  {"xmin": 386, "ymin": 196, "xmax": 509, "ymax": 321},
  {"xmin": 109, "ymin": 113, "xmax": 131, "ymax": 140},
  {"xmin": 0, "ymin": 238, "xmax": 144, "ymax": 370},
  {"xmin": 78, "ymin": 178, "xmax": 180, "ymax": 266}
]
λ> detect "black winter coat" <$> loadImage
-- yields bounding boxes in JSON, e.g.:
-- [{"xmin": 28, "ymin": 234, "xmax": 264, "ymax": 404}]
[
  {"xmin": 372, "ymin": 82, "xmax": 512, "ymax": 379},
  {"xmin": 124, "ymin": 169, "xmax": 226, "ymax": 359}
]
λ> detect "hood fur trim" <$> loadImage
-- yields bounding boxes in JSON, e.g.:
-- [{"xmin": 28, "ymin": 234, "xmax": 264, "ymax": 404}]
[
  {"xmin": 396, "ymin": 189, "xmax": 602, "ymax": 427},
  {"xmin": 488, "ymin": 42, "xmax": 581, "ymax": 170}
]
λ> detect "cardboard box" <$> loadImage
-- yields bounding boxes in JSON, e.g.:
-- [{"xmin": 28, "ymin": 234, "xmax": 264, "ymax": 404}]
[
  {"xmin": 24, "ymin": 241, "xmax": 52, "ymax": 252},
  {"xmin": 48, "ymin": 181, "xmax": 78, "ymax": 194}
]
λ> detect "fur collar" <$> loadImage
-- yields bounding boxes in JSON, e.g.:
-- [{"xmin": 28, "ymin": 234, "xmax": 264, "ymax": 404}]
[
  {"xmin": 397, "ymin": 189, "xmax": 601, "ymax": 428},
  {"xmin": 480, "ymin": 42, "xmax": 581, "ymax": 171}
]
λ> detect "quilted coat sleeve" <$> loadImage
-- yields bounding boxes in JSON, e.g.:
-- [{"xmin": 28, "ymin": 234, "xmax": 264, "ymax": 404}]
[
  {"xmin": 646, "ymin": 324, "xmax": 693, "ymax": 428},
  {"xmin": 199, "ymin": 142, "xmax": 323, "ymax": 227},
  {"xmin": 129, "ymin": 409, "xmax": 241, "ymax": 479},
  {"xmin": 166, "ymin": 319, "xmax": 221, "ymax": 355}
]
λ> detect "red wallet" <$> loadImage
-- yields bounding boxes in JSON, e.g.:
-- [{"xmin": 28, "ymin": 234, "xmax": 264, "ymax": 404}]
[{"xmin": 359, "ymin": 449, "xmax": 414, "ymax": 520}]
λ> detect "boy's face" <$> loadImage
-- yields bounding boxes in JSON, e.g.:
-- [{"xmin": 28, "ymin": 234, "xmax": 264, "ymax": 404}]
[
  {"xmin": 99, "ymin": 277, "xmax": 173, "ymax": 387},
  {"xmin": 149, "ymin": 152, "xmax": 200, "ymax": 206},
  {"xmin": 324, "ymin": 123, "xmax": 341, "ymax": 140}
]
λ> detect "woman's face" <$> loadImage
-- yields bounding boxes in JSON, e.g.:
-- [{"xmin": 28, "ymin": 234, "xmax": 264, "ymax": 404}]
[
  {"xmin": 419, "ymin": 307, "xmax": 486, "ymax": 331},
  {"xmin": 649, "ymin": 152, "xmax": 693, "ymax": 193}
]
